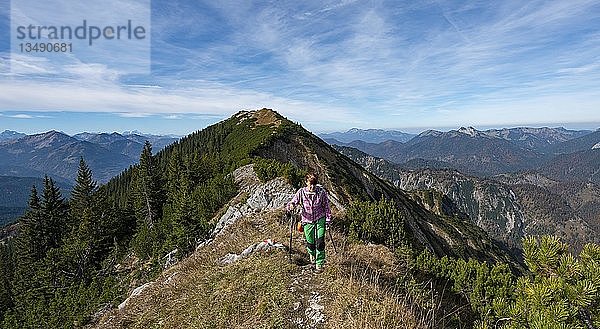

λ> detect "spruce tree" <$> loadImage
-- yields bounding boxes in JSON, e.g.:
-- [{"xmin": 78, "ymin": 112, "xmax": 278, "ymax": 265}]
[
  {"xmin": 164, "ymin": 151, "xmax": 195, "ymax": 252},
  {"xmin": 131, "ymin": 141, "xmax": 164, "ymax": 258},
  {"xmin": 10, "ymin": 185, "xmax": 51, "ymax": 324},
  {"xmin": 64, "ymin": 158, "xmax": 103, "ymax": 282},
  {"xmin": 15, "ymin": 185, "xmax": 45, "ymax": 262},
  {"xmin": 41, "ymin": 175, "xmax": 68, "ymax": 252},
  {"xmin": 135, "ymin": 141, "xmax": 162, "ymax": 228},
  {"xmin": 70, "ymin": 157, "xmax": 97, "ymax": 217}
]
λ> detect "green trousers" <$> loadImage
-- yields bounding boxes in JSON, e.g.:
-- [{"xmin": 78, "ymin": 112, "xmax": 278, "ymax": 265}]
[{"xmin": 304, "ymin": 217, "xmax": 326, "ymax": 266}]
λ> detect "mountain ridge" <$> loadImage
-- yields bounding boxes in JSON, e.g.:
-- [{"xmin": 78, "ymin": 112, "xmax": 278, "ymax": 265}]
[
  {"xmin": 327, "ymin": 126, "xmax": 596, "ymax": 177},
  {"xmin": 90, "ymin": 109, "xmax": 521, "ymax": 327},
  {"xmin": 0, "ymin": 131, "xmax": 177, "ymax": 225},
  {"xmin": 319, "ymin": 128, "xmax": 416, "ymax": 143},
  {"xmin": 333, "ymin": 144, "xmax": 600, "ymax": 252}
]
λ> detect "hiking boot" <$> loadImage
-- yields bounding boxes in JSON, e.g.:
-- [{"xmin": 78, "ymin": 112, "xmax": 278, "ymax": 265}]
[
  {"xmin": 314, "ymin": 263, "xmax": 323, "ymax": 273},
  {"xmin": 309, "ymin": 254, "xmax": 316, "ymax": 265}
]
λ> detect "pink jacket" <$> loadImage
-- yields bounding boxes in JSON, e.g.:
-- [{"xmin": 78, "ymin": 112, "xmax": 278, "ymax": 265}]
[{"xmin": 287, "ymin": 185, "xmax": 331, "ymax": 224}]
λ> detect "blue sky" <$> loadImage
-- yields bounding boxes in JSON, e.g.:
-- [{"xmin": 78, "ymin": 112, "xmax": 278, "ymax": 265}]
[{"xmin": 1, "ymin": 0, "xmax": 599, "ymax": 135}]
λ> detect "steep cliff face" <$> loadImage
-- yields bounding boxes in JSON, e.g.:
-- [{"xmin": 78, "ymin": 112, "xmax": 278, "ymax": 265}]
[
  {"xmin": 395, "ymin": 170, "xmax": 599, "ymax": 251},
  {"xmin": 497, "ymin": 173, "xmax": 600, "ymax": 245},
  {"xmin": 394, "ymin": 169, "xmax": 526, "ymax": 249}
]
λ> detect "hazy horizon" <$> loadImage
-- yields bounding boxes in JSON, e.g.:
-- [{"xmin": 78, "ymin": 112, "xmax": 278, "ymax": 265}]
[{"xmin": 2, "ymin": 115, "xmax": 599, "ymax": 137}]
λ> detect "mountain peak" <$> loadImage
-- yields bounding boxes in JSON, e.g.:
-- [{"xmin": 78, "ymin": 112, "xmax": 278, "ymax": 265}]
[
  {"xmin": 235, "ymin": 108, "xmax": 284, "ymax": 128},
  {"xmin": 0, "ymin": 130, "xmax": 26, "ymax": 141},
  {"xmin": 22, "ymin": 130, "xmax": 75, "ymax": 149},
  {"xmin": 457, "ymin": 126, "xmax": 479, "ymax": 137},
  {"xmin": 35, "ymin": 130, "xmax": 70, "ymax": 139},
  {"xmin": 1, "ymin": 129, "xmax": 22, "ymax": 135},
  {"xmin": 122, "ymin": 130, "xmax": 144, "ymax": 136},
  {"xmin": 417, "ymin": 129, "xmax": 443, "ymax": 138}
]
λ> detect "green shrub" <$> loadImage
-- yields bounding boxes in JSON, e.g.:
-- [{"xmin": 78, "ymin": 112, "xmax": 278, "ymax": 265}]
[
  {"xmin": 346, "ymin": 200, "xmax": 408, "ymax": 250},
  {"xmin": 253, "ymin": 158, "xmax": 306, "ymax": 188}
]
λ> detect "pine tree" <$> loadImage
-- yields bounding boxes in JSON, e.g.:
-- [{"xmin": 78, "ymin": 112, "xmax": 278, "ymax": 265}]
[
  {"xmin": 41, "ymin": 175, "xmax": 68, "ymax": 251},
  {"xmin": 131, "ymin": 141, "xmax": 164, "ymax": 259},
  {"xmin": 70, "ymin": 157, "xmax": 97, "ymax": 217},
  {"xmin": 63, "ymin": 158, "xmax": 104, "ymax": 282},
  {"xmin": 497, "ymin": 236, "xmax": 600, "ymax": 328},
  {"xmin": 15, "ymin": 185, "xmax": 45, "ymax": 262}
]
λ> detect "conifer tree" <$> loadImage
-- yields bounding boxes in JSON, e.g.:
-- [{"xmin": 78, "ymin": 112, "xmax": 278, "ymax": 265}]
[
  {"xmin": 10, "ymin": 184, "xmax": 52, "ymax": 323},
  {"xmin": 70, "ymin": 157, "xmax": 97, "ymax": 217},
  {"xmin": 496, "ymin": 236, "xmax": 600, "ymax": 328},
  {"xmin": 163, "ymin": 150, "xmax": 195, "ymax": 252},
  {"xmin": 62, "ymin": 158, "xmax": 106, "ymax": 282},
  {"xmin": 15, "ymin": 185, "xmax": 45, "ymax": 262},
  {"xmin": 0, "ymin": 242, "xmax": 14, "ymax": 322},
  {"xmin": 131, "ymin": 141, "xmax": 164, "ymax": 258},
  {"xmin": 41, "ymin": 175, "xmax": 68, "ymax": 252},
  {"xmin": 135, "ymin": 141, "xmax": 162, "ymax": 228}
]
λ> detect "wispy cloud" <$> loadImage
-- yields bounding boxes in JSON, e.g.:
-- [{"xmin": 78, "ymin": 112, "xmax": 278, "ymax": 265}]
[
  {"xmin": 115, "ymin": 112, "xmax": 154, "ymax": 118},
  {"xmin": 1, "ymin": 113, "xmax": 50, "ymax": 119},
  {"xmin": 9, "ymin": 0, "xmax": 151, "ymax": 74},
  {"xmin": 1, "ymin": 0, "xmax": 599, "ymax": 133},
  {"xmin": 8, "ymin": 114, "xmax": 34, "ymax": 119}
]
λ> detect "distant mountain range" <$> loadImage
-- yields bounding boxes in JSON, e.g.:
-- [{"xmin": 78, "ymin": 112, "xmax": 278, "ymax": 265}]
[
  {"xmin": 0, "ymin": 130, "xmax": 178, "ymax": 183},
  {"xmin": 0, "ymin": 130, "xmax": 179, "ymax": 225},
  {"xmin": 334, "ymin": 145, "xmax": 600, "ymax": 252},
  {"xmin": 319, "ymin": 128, "xmax": 416, "ymax": 143},
  {"xmin": 0, "ymin": 130, "xmax": 26, "ymax": 141},
  {"xmin": 0, "ymin": 131, "xmax": 135, "ymax": 184},
  {"xmin": 328, "ymin": 127, "xmax": 599, "ymax": 177},
  {"xmin": 73, "ymin": 131, "xmax": 178, "ymax": 160}
]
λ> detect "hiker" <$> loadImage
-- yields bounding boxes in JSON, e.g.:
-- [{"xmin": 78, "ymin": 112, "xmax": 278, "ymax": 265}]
[{"xmin": 286, "ymin": 172, "xmax": 331, "ymax": 272}]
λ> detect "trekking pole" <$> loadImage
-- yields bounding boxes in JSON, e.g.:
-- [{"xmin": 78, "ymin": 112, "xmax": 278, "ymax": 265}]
[{"xmin": 288, "ymin": 210, "xmax": 294, "ymax": 261}]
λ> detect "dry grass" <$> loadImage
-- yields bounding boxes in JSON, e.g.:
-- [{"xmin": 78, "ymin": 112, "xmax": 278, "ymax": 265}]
[
  {"xmin": 94, "ymin": 210, "xmax": 296, "ymax": 328},
  {"xmin": 252, "ymin": 108, "xmax": 282, "ymax": 127},
  {"xmin": 321, "ymin": 244, "xmax": 428, "ymax": 329},
  {"xmin": 93, "ymin": 209, "xmax": 444, "ymax": 328}
]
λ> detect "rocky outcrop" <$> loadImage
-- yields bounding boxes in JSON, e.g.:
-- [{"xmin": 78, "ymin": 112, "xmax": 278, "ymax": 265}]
[
  {"xmin": 220, "ymin": 239, "xmax": 285, "ymax": 265},
  {"xmin": 118, "ymin": 282, "xmax": 153, "ymax": 310},
  {"xmin": 209, "ymin": 164, "xmax": 296, "ymax": 241}
]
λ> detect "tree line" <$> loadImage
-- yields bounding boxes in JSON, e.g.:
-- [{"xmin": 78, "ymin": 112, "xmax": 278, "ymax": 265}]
[{"xmin": 0, "ymin": 141, "xmax": 237, "ymax": 327}]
